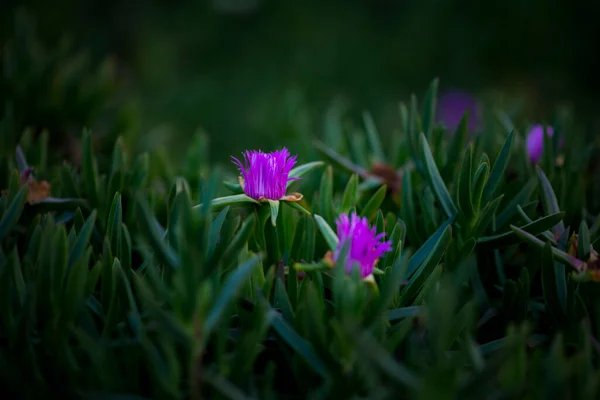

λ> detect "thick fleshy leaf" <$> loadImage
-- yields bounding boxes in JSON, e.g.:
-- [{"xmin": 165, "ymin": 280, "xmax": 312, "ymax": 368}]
[
  {"xmin": 536, "ymin": 166, "xmax": 565, "ymax": 237},
  {"xmin": 340, "ymin": 174, "xmax": 359, "ymax": 214},
  {"xmin": 387, "ymin": 306, "xmax": 421, "ymax": 322},
  {"xmin": 204, "ymin": 254, "xmax": 262, "ymax": 336},
  {"xmin": 318, "ymin": 166, "xmax": 335, "ymax": 225},
  {"xmin": 293, "ymin": 261, "xmax": 331, "ymax": 272},
  {"xmin": 510, "ymin": 225, "xmax": 584, "ymax": 271},
  {"xmin": 419, "ymin": 132, "xmax": 457, "ymax": 218},
  {"xmin": 107, "ymin": 192, "xmax": 123, "ymax": 260},
  {"xmin": 578, "ymin": 221, "xmax": 591, "ymax": 262},
  {"xmin": 67, "ymin": 210, "xmax": 97, "ymax": 269},
  {"xmin": 15, "ymin": 146, "xmax": 30, "ymax": 172},
  {"xmin": 268, "ymin": 309, "xmax": 328, "ymax": 379},
  {"xmin": 81, "ymin": 130, "xmax": 99, "ymax": 207},
  {"xmin": 220, "ymin": 214, "xmax": 256, "ymax": 267},
  {"xmin": 369, "ymin": 253, "xmax": 409, "ymax": 324},
  {"xmin": 399, "ymin": 225, "xmax": 452, "ymax": 306},
  {"xmin": 223, "ymin": 180, "xmax": 243, "ymax": 194},
  {"xmin": 135, "ymin": 195, "xmax": 179, "ymax": 271},
  {"xmin": 382, "ymin": 220, "xmax": 404, "ymax": 269},
  {"xmin": 350, "ymin": 326, "xmax": 419, "ymax": 389},
  {"xmin": 443, "ymin": 112, "xmax": 469, "ymax": 181},
  {"xmin": 208, "ymin": 206, "xmax": 230, "ymax": 257},
  {"xmin": 204, "ymin": 371, "xmax": 254, "ymax": 400},
  {"xmin": 406, "ymin": 214, "xmax": 455, "ymax": 277},
  {"xmin": 362, "ymin": 111, "xmax": 386, "ymax": 162},
  {"xmin": 0, "ymin": 185, "xmax": 28, "ymax": 241},
  {"xmin": 401, "ymin": 171, "xmax": 420, "ymax": 244},
  {"xmin": 472, "ymin": 195, "xmax": 504, "ymax": 237},
  {"xmin": 313, "ymin": 140, "xmax": 370, "ymax": 178},
  {"xmin": 478, "ymin": 212, "xmax": 565, "ymax": 248},
  {"xmin": 283, "ymin": 200, "xmax": 311, "ymax": 215},
  {"xmin": 471, "ymin": 162, "xmax": 489, "ymax": 213},
  {"xmin": 27, "ymin": 197, "xmax": 88, "ymax": 213},
  {"xmin": 495, "ymin": 178, "xmax": 537, "ymax": 229},
  {"xmin": 483, "ymin": 130, "xmax": 514, "ymax": 202},
  {"xmin": 288, "ymin": 161, "xmax": 325, "ymax": 182},
  {"xmin": 206, "ymin": 194, "xmax": 259, "ymax": 210},
  {"xmin": 357, "ymin": 176, "xmax": 385, "ymax": 193},
  {"xmin": 267, "ymin": 200, "xmax": 280, "ymax": 227},
  {"xmin": 421, "ymin": 77, "xmax": 439, "ymax": 139},
  {"xmin": 360, "ymin": 185, "xmax": 387, "ymax": 222},
  {"xmin": 314, "ymin": 214, "xmax": 339, "ymax": 251},
  {"xmin": 541, "ymin": 241, "xmax": 567, "ymax": 326},
  {"xmin": 457, "ymin": 144, "xmax": 474, "ymax": 217},
  {"xmin": 347, "ymin": 130, "xmax": 370, "ymax": 168}
]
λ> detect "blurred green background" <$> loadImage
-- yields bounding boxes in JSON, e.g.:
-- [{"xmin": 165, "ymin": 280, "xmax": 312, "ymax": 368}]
[{"xmin": 2, "ymin": 0, "xmax": 599, "ymax": 166}]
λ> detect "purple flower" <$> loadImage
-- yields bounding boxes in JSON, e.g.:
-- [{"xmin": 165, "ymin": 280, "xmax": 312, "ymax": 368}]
[
  {"xmin": 332, "ymin": 213, "xmax": 393, "ymax": 278},
  {"xmin": 437, "ymin": 91, "xmax": 481, "ymax": 133},
  {"xmin": 231, "ymin": 147, "xmax": 302, "ymax": 202},
  {"xmin": 526, "ymin": 124, "xmax": 554, "ymax": 164}
]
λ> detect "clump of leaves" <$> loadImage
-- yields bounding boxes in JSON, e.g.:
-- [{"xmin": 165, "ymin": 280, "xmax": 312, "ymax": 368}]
[{"xmin": 1, "ymin": 79, "xmax": 600, "ymax": 399}]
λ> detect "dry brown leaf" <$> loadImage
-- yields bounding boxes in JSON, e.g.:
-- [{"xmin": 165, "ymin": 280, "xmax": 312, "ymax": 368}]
[{"xmin": 1, "ymin": 168, "xmax": 52, "ymax": 204}]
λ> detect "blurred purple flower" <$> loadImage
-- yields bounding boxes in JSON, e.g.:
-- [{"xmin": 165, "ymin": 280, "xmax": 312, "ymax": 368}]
[
  {"xmin": 332, "ymin": 213, "xmax": 392, "ymax": 278},
  {"xmin": 526, "ymin": 124, "xmax": 554, "ymax": 164},
  {"xmin": 437, "ymin": 91, "xmax": 481, "ymax": 132},
  {"xmin": 231, "ymin": 147, "xmax": 301, "ymax": 201}
]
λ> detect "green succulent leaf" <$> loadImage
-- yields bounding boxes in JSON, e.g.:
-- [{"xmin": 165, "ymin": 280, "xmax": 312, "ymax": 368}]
[
  {"xmin": 471, "ymin": 162, "xmax": 490, "ymax": 213},
  {"xmin": 443, "ymin": 112, "xmax": 469, "ymax": 181},
  {"xmin": 313, "ymin": 140, "xmax": 370, "ymax": 179},
  {"xmin": 483, "ymin": 130, "xmax": 514, "ymax": 202},
  {"xmin": 205, "ymin": 253, "xmax": 262, "ymax": 336},
  {"xmin": 406, "ymin": 214, "xmax": 455, "ymax": 277},
  {"xmin": 360, "ymin": 184, "xmax": 387, "ymax": 222},
  {"xmin": 510, "ymin": 225, "xmax": 584, "ymax": 271},
  {"xmin": 540, "ymin": 241, "xmax": 567, "ymax": 326},
  {"xmin": 478, "ymin": 212, "xmax": 565, "ymax": 248},
  {"xmin": 340, "ymin": 174, "xmax": 359, "ymax": 214},
  {"xmin": 135, "ymin": 195, "xmax": 179, "ymax": 271},
  {"xmin": 457, "ymin": 144, "xmax": 474, "ymax": 217},
  {"xmin": 81, "ymin": 130, "xmax": 100, "ymax": 207},
  {"xmin": 362, "ymin": 110, "xmax": 386, "ymax": 163},
  {"xmin": 419, "ymin": 132, "xmax": 458, "ymax": 218},
  {"xmin": 293, "ymin": 261, "xmax": 331, "ymax": 272},
  {"xmin": 421, "ymin": 77, "xmax": 439, "ymax": 139},
  {"xmin": 288, "ymin": 161, "xmax": 326, "ymax": 186},
  {"xmin": 268, "ymin": 309, "xmax": 329, "ymax": 379},
  {"xmin": 267, "ymin": 200, "xmax": 280, "ymax": 227},
  {"xmin": 200, "ymin": 194, "xmax": 259, "ymax": 211},
  {"xmin": 314, "ymin": 214, "xmax": 339, "ymax": 251},
  {"xmin": 0, "ymin": 185, "xmax": 28, "ymax": 241},
  {"xmin": 223, "ymin": 180, "xmax": 243, "ymax": 194},
  {"xmin": 400, "ymin": 225, "xmax": 452, "ymax": 306},
  {"xmin": 495, "ymin": 178, "xmax": 537, "ymax": 228},
  {"xmin": 578, "ymin": 220, "xmax": 591, "ymax": 261},
  {"xmin": 536, "ymin": 166, "xmax": 565, "ymax": 237},
  {"xmin": 67, "ymin": 210, "xmax": 97, "ymax": 269}
]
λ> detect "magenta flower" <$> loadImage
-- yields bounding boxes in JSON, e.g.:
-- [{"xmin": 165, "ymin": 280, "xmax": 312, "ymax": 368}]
[
  {"xmin": 526, "ymin": 124, "xmax": 554, "ymax": 164},
  {"xmin": 331, "ymin": 213, "xmax": 393, "ymax": 278},
  {"xmin": 437, "ymin": 90, "xmax": 481, "ymax": 133},
  {"xmin": 231, "ymin": 147, "xmax": 303, "ymax": 202}
]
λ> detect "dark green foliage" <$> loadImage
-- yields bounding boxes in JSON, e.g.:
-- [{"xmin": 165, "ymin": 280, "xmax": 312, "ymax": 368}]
[{"xmin": 1, "ymin": 75, "xmax": 600, "ymax": 400}]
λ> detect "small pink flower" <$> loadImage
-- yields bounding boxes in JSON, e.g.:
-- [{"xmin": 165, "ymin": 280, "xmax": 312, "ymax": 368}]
[
  {"xmin": 231, "ymin": 147, "xmax": 302, "ymax": 202},
  {"xmin": 526, "ymin": 124, "xmax": 554, "ymax": 164},
  {"xmin": 332, "ymin": 213, "xmax": 392, "ymax": 278},
  {"xmin": 437, "ymin": 90, "xmax": 481, "ymax": 133}
]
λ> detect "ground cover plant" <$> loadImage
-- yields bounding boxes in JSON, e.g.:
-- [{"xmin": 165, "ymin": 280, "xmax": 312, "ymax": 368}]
[{"xmin": 2, "ymin": 36, "xmax": 600, "ymax": 398}]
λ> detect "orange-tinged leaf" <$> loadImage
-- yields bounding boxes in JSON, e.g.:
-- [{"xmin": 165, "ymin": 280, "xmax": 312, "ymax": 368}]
[{"xmin": 2, "ymin": 169, "xmax": 52, "ymax": 204}]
